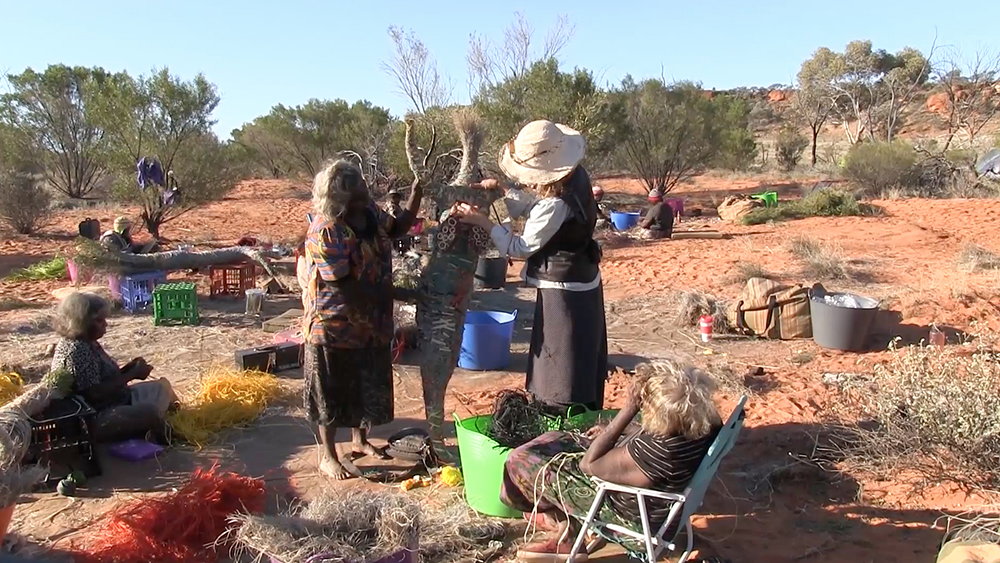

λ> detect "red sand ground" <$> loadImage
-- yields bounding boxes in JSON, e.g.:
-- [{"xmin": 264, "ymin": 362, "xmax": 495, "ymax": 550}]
[{"xmin": 3, "ymin": 174, "xmax": 1000, "ymax": 562}]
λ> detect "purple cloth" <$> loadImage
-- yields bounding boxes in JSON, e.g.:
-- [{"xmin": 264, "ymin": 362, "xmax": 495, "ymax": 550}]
[{"xmin": 136, "ymin": 157, "xmax": 166, "ymax": 190}]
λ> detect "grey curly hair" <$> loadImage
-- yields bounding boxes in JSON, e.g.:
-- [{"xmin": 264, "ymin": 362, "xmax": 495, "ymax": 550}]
[
  {"xmin": 635, "ymin": 359, "xmax": 722, "ymax": 439},
  {"xmin": 54, "ymin": 292, "xmax": 110, "ymax": 341},
  {"xmin": 312, "ymin": 159, "xmax": 366, "ymax": 221}
]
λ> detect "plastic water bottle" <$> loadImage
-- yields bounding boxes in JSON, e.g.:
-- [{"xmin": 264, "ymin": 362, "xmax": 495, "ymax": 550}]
[{"xmin": 699, "ymin": 315, "xmax": 714, "ymax": 343}]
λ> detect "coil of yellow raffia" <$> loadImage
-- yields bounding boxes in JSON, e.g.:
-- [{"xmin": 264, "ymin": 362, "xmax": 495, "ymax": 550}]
[
  {"xmin": 0, "ymin": 373, "xmax": 24, "ymax": 408},
  {"xmin": 167, "ymin": 367, "xmax": 289, "ymax": 449}
]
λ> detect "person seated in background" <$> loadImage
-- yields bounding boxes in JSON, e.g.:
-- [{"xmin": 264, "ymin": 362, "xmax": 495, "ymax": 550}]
[
  {"xmin": 500, "ymin": 359, "xmax": 722, "ymax": 560},
  {"xmin": 50, "ymin": 292, "xmax": 178, "ymax": 444},
  {"xmin": 100, "ymin": 216, "xmax": 159, "ymax": 254},
  {"xmin": 639, "ymin": 199, "xmax": 674, "ymax": 239},
  {"xmin": 592, "ymin": 185, "xmax": 611, "ymax": 230},
  {"xmin": 385, "ymin": 189, "xmax": 404, "ymax": 218}
]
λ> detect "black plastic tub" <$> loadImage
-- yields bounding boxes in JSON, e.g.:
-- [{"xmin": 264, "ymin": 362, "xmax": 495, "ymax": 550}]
[
  {"xmin": 474, "ymin": 256, "xmax": 508, "ymax": 290},
  {"xmin": 809, "ymin": 291, "xmax": 880, "ymax": 352}
]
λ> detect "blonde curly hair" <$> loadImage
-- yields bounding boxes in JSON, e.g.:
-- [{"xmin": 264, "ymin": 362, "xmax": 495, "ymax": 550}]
[
  {"xmin": 312, "ymin": 159, "xmax": 366, "ymax": 221},
  {"xmin": 634, "ymin": 359, "xmax": 722, "ymax": 439}
]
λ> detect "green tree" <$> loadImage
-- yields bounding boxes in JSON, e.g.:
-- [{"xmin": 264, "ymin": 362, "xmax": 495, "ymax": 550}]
[
  {"xmin": 90, "ymin": 69, "xmax": 238, "ymax": 239},
  {"xmin": 711, "ymin": 95, "xmax": 758, "ymax": 170},
  {"xmin": 775, "ymin": 126, "xmax": 809, "ymax": 171},
  {"xmin": 473, "ymin": 58, "xmax": 626, "ymax": 173},
  {"xmin": 1, "ymin": 65, "xmax": 108, "ymax": 198},
  {"xmin": 615, "ymin": 78, "xmax": 723, "ymax": 194},
  {"xmin": 799, "ymin": 41, "xmax": 931, "ymax": 144},
  {"xmin": 231, "ymin": 115, "xmax": 293, "ymax": 178},
  {"xmin": 242, "ymin": 99, "xmax": 395, "ymax": 179}
]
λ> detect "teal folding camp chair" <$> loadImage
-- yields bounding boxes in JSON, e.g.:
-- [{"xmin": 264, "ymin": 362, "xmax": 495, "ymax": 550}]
[{"xmin": 566, "ymin": 395, "xmax": 748, "ymax": 563}]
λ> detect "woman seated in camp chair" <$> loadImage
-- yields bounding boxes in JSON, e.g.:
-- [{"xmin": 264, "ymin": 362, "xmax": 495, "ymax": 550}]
[
  {"xmin": 50, "ymin": 292, "xmax": 178, "ymax": 444},
  {"xmin": 500, "ymin": 359, "xmax": 721, "ymax": 561}
]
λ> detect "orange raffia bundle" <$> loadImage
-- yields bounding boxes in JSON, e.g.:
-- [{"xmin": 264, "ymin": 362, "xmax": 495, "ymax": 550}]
[{"xmin": 79, "ymin": 464, "xmax": 266, "ymax": 563}]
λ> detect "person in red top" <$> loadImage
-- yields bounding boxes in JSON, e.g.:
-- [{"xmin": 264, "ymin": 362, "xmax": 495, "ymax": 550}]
[{"xmin": 302, "ymin": 160, "xmax": 422, "ymax": 479}]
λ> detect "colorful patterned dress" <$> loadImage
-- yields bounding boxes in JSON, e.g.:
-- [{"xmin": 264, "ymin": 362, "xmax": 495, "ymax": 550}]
[{"xmin": 302, "ymin": 202, "xmax": 397, "ymax": 428}]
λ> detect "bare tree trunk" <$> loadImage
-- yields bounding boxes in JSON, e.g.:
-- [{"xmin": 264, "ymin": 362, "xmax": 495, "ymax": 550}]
[
  {"xmin": 810, "ymin": 126, "xmax": 820, "ymax": 167},
  {"xmin": 77, "ymin": 243, "xmax": 286, "ymax": 289}
]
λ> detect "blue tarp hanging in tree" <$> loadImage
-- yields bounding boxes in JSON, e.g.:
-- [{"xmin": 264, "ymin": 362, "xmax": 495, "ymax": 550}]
[{"xmin": 136, "ymin": 157, "xmax": 166, "ymax": 190}]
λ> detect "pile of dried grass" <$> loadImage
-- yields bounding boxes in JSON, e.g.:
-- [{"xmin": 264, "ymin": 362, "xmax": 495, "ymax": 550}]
[
  {"xmin": 675, "ymin": 291, "xmax": 731, "ymax": 334},
  {"xmin": 232, "ymin": 489, "xmax": 507, "ymax": 563}
]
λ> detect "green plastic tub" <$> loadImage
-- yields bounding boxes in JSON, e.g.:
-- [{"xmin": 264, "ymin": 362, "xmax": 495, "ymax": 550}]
[
  {"xmin": 454, "ymin": 408, "xmax": 630, "ymax": 518},
  {"xmin": 453, "ymin": 413, "xmax": 521, "ymax": 518}
]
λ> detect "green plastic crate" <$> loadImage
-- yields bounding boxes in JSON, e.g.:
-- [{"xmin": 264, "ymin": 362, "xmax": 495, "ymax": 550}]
[{"xmin": 152, "ymin": 282, "xmax": 199, "ymax": 326}]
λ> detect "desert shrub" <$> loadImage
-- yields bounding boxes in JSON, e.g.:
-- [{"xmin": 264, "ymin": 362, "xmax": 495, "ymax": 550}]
[
  {"xmin": 742, "ymin": 188, "xmax": 881, "ymax": 225},
  {"xmin": 957, "ymin": 244, "xmax": 1000, "ymax": 272},
  {"xmin": 775, "ymin": 127, "xmax": 809, "ymax": 171},
  {"xmin": 0, "ymin": 172, "xmax": 51, "ymax": 234},
  {"xmin": 787, "ymin": 235, "xmax": 851, "ymax": 280},
  {"xmin": 842, "ymin": 141, "xmax": 920, "ymax": 197},
  {"xmin": 835, "ymin": 334, "xmax": 1000, "ymax": 485}
]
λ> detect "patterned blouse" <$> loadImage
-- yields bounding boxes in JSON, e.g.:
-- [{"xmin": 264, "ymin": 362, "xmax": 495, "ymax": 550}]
[
  {"xmin": 50, "ymin": 338, "xmax": 130, "ymax": 409},
  {"xmin": 302, "ymin": 202, "xmax": 402, "ymax": 348}
]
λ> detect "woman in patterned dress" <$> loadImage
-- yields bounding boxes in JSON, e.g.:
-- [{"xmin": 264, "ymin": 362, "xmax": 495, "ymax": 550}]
[
  {"xmin": 302, "ymin": 160, "xmax": 422, "ymax": 480},
  {"xmin": 50, "ymin": 292, "xmax": 178, "ymax": 443}
]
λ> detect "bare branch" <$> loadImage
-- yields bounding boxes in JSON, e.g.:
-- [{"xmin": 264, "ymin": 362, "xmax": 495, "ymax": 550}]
[
  {"xmin": 466, "ymin": 13, "xmax": 574, "ymax": 92},
  {"xmin": 404, "ymin": 118, "xmax": 430, "ymax": 181},
  {"xmin": 382, "ymin": 26, "xmax": 452, "ymax": 114}
]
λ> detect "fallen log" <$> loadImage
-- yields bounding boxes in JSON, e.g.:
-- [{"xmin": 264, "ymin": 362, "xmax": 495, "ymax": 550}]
[
  {"xmin": 670, "ymin": 230, "xmax": 728, "ymax": 240},
  {"xmin": 73, "ymin": 239, "xmax": 289, "ymax": 291}
]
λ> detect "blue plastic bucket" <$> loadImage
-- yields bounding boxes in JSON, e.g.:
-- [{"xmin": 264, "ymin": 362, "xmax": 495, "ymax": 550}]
[
  {"xmin": 610, "ymin": 211, "xmax": 641, "ymax": 231},
  {"xmin": 458, "ymin": 310, "xmax": 518, "ymax": 370}
]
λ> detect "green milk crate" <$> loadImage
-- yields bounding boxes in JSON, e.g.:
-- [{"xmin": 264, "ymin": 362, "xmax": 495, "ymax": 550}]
[{"xmin": 152, "ymin": 282, "xmax": 199, "ymax": 326}]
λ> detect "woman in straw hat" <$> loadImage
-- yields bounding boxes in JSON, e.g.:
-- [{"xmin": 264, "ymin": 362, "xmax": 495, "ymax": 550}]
[{"xmin": 453, "ymin": 119, "xmax": 608, "ymax": 412}]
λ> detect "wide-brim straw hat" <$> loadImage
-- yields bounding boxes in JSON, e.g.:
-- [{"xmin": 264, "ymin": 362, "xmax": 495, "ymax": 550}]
[{"xmin": 498, "ymin": 120, "xmax": 586, "ymax": 186}]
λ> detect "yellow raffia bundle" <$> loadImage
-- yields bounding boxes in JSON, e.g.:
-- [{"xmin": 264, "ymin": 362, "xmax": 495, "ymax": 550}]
[
  {"xmin": 0, "ymin": 373, "xmax": 24, "ymax": 408},
  {"xmin": 167, "ymin": 367, "xmax": 289, "ymax": 449}
]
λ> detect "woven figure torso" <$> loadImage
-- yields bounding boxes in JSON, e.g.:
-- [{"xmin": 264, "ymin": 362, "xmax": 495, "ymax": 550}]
[{"xmin": 416, "ymin": 186, "xmax": 501, "ymax": 443}]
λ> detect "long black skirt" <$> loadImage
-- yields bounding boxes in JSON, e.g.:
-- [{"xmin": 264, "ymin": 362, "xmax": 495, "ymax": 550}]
[
  {"xmin": 525, "ymin": 283, "xmax": 609, "ymax": 411},
  {"xmin": 304, "ymin": 343, "xmax": 394, "ymax": 428}
]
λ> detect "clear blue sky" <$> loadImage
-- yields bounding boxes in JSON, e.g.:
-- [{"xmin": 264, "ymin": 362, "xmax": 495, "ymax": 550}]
[{"xmin": 2, "ymin": 0, "xmax": 997, "ymax": 138}]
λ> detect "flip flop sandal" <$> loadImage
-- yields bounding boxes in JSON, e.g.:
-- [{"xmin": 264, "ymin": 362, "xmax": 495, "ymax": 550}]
[{"xmin": 386, "ymin": 427, "xmax": 438, "ymax": 465}]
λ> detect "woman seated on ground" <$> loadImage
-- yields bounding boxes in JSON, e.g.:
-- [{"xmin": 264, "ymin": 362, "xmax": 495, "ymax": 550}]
[
  {"xmin": 638, "ymin": 200, "xmax": 674, "ymax": 239},
  {"xmin": 50, "ymin": 292, "xmax": 178, "ymax": 444},
  {"xmin": 500, "ymin": 359, "xmax": 722, "ymax": 561}
]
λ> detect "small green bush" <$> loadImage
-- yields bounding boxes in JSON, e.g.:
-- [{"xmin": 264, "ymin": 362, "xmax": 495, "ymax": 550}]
[
  {"xmin": 5, "ymin": 256, "xmax": 67, "ymax": 282},
  {"xmin": 841, "ymin": 141, "xmax": 920, "ymax": 197},
  {"xmin": 0, "ymin": 172, "xmax": 51, "ymax": 234},
  {"xmin": 741, "ymin": 188, "xmax": 881, "ymax": 225},
  {"xmin": 775, "ymin": 127, "xmax": 809, "ymax": 171}
]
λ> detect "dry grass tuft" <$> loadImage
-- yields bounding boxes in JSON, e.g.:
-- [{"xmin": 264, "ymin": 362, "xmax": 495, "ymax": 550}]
[
  {"xmin": 957, "ymin": 244, "xmax": 1000, "ymax": 272},
  {"xmin": 830, "ymin": 330, "xmax": 1000, "ymax": 487},
  {"xmin": 787, "ymin": 235, "xmax": 852, "ymax": 280},
  {"xmin": 728, "ymin": 261, "xmax": 772, "ymax": 284},
  {"xmin": 676, "ymin": 291, "xmax": 731, "ymax": 334}
]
